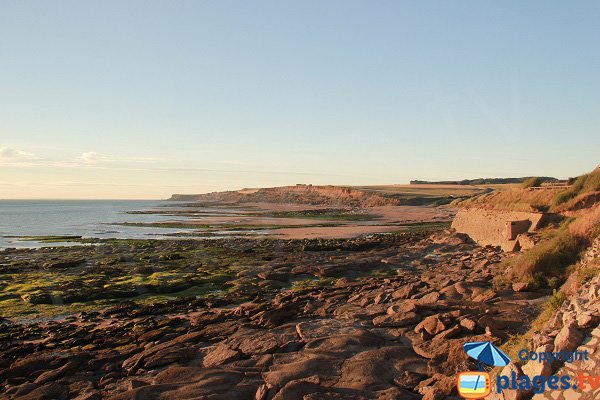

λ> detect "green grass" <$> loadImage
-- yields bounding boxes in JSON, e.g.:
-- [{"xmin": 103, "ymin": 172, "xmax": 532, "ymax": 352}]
[
  {"xmin": 290, "ymin": 277, "xmax": 335, "ymax": 291},
  {"xmin": 264, "ymin": 209, "xmax": 379, "ymax": 221},
  {"xmin": 353, "ymin": 184, "xmax": 485, "ymax": 197},
  {"xmin": 457, "ymin": 187, "xmax": 561, "ymax": 212},
  {"xmin": 117, "ymin": 222, "xmax": 211, "ymax": 229},
  {"xmin": 6, "ymin": 235, "xmax": 91, "ymax": 243},
  {"xmin": 351, "ymin": 184, "xmax": 489, "ymax": 206},
  {"xmin": 116, "ymin": 221, "xmax": 341, "ymax": 231},
  {"xmin": 0, "ymin": 238, "xmax": 269, "ymax": 319},
  {"xmin": 508, "ymin": 223, "xmax": 586, "ymax": 286},
  {"xmin": 569, "ymin": 258, "xmax": 600, "ymax": 285},
  {"xmin": 393, "ymin": 221, "xmax": 452, "ymax": 232},
  {"xmin": 552, "ymin": 169, "xmax": 600, "ymax": 208}
]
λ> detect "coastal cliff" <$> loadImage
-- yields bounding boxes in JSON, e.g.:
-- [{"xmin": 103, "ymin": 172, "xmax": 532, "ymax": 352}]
[{"xmin": 170, "ymin": 185, "xmax": 403, "ymax": 207}]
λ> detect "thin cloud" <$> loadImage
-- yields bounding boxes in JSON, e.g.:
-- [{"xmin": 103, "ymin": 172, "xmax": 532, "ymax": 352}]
[
  {"xmin": 1, "ymin": 149, "xmax": 371, "ymax": 180},
  {"xmin": 217, "ymin": 160, "xmax": 245, "ymax": 165},
  {"xmin": 0, "ymin": 180, "xmax": 206, "ymax": 189},
  {"xmin": 0, "ymin": 146, "xmax": 37, "ymax": 163},
  {"xmin": 78, "ymin": 152, "xmax": 164, "ymax": 165},
  {"xmin": 143, "ymin": 165, "xmax": 362, "ymax": 178},
  {"xmin": 3, "ymin": 149, "xmax": 163, "ymax": 168},
  {"xmin": 79, "ymin": 151, "xmax": 102, "ymax": 164}
]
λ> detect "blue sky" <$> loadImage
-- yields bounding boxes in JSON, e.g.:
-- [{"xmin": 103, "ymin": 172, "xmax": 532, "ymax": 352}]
[{"xmin": 1, "ymin": 1, "xmax": 599, "ymax": 198}]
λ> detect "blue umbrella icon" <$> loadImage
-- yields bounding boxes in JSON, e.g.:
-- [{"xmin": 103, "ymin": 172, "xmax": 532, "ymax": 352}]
[{"xmin": 463, "ymin": 341, "xmax": 511, "ymax": 367}]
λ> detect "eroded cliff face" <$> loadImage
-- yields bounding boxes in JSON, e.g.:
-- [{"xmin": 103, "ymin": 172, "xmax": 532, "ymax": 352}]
[
  {"xmin": 170, "ymin": 185, "xmax": 403, "ymax": 207},
  {"xmin": 451, "ymin": 208, "xmax": 548, "ymax": 251}
]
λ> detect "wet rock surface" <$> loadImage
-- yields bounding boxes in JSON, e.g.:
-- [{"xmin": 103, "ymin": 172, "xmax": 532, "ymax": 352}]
[{"xmin": 0, "ymin": 230, "xmax": 548, "ymax": 399}]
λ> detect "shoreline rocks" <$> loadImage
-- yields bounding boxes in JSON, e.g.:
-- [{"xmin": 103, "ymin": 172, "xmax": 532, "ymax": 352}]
[{"xmin": 0, "ymin": 231, "xmax": 552, "ymax": 399}]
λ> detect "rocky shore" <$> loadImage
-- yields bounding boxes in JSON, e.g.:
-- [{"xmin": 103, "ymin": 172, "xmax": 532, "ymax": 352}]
[
  {"xmin": 492, "ymin": 236, "xmax": 600, "ymax": 400},
  {"xmin": 0, "ymin": 230, "xmax": 551, "ymax": 399}
]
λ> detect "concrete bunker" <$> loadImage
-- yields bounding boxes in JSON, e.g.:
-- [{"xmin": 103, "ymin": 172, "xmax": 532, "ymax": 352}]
[{"xmin": 452, "ymin": 208, "xmax": 551, "ymax": 252}]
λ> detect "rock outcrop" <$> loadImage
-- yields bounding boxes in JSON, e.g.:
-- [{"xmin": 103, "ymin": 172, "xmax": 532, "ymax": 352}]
[
  {"xmin": 492, "ymin": 236, "xmax": 600, "ymax": 400},
  {"xmin": 0, "ymin": 230, "xmax": 549, "ymax": 400}
]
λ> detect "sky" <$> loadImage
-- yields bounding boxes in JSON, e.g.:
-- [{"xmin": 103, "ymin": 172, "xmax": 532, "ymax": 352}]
[{"xmin": 1, "ymin": 1, "xmax": 599, "ymax": 199}]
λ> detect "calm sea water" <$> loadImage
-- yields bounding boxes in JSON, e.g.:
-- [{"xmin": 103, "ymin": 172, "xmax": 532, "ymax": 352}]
[{"xmin": 0, "ymin": 200, "xmax": 188, "ymax": 248}]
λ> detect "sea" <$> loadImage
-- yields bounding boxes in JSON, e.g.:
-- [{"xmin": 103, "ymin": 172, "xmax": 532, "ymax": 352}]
[{"xmin": 0, "ymin": 200, "xmax": 188, "ymax": 249}]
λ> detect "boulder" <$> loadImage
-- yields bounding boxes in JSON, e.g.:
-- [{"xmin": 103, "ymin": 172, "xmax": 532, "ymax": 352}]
[
  {"xmin": 491, "ymin": 363, "xmax": 526, "ymax": 400},
  {"xmin": 203, "ymin": 343, "xmax": 241, "ymax": 367},
  {"xmin": 255, "ymin": 384, "xmax": 269, "ymax": 400},
  {"xmin": 512, "ymin": 282, "xmax": 534, "ymax": 292},
  {"xmin": 434, "ymin": 325, "xmax": 461, "ymax": 340},
  {"xmin": 391, "ymin": 284, "xmax": 419, "ymax": 300},
  {"xmin": 387, "ymin": 301, "xmax": 417, "ymax": 315},
  {"xmin": 521, "ymin": 345, "xmax": 553, "ymax": 378},
  {"xmin": 416, "ymin": 292, "xmax": 441, "ymax": 305},
  {"xmin": 554, "ymin": 322, "xmax": 585, "ymax": 353},
  {"xmin": 415, "ymin": 315, "xmax": 446, "ymax": 336},
  {"xmin": 576, "ymin": 312, "xmax": 598, "ymax": 329},
  {"xmin": 472, "ymin": 290, "xmax": 496, "ymax": 302},
  {"xmin": 34, "ymin": 360, "xmax": 79, "ymax": 384},
  {"xmin": 373, "ymin": 292, "xmax": 389, "ymax": 304},
  {"xmin": 459, "ymin": 318, "xmax": 477, "ymax": 332}
]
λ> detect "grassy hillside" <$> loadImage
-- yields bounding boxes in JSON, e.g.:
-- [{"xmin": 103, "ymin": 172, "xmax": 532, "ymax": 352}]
[
  {"xmin": 456, "ymin": 167, "xmax": 600, "ymax": 213},
  {"xmin": 484, "ymin": 167, "xmax": 600, "ymax": 287}
]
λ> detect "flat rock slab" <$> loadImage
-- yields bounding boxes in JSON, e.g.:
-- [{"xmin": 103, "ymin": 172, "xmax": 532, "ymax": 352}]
[
  {"xmin": 372, "ymin": 312, "xmax": 421, "ymax": 327},
  {"xmin": 335, "ymin": 344, "xmax": 420, "ymax": 391},
  {"xmin": 296, "ymin": 319, "xmax": 366, "ymax": 341}
]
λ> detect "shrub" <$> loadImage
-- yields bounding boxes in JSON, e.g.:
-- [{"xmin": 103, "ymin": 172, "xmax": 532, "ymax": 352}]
[
  {"xmin": 522, "ymin": 177, "xmax": 543, "ymax": 188},
  {"xmin": 552, "ymin": 191, "xmax": 576, "ymax": 207},
  {"xmin": 584, "ymin": 171, "xmax": 600, "ymax": 192},
  {"xmin": 551, "ymin": 170, "xmax": 600, "ymax": 208},
  {"xmin": 546, "ymin": 276, "xmax": 561, "ymax": 289},
  {"xmin": 531, "ymin": 203, "xmax": 550, "ymax": 212},
  {"xmin": 571, "ymin": 174, "xmax": 588, "ymax": 192},
  {"xmin": 577, "ymin": 261, "xmax": 600, "ymax": 284},
  {"xmin": 547, "ymin": 289, "xmax": 567, "ymax": 310},
  {"xmin": 510, "ymin": 224, "xmax": 586, "ymax": 285}
]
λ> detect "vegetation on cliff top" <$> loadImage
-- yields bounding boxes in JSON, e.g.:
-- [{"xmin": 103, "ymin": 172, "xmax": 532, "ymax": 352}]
[
  {"xmin": 411, "ymin": 176, "xmax": 557, "ymax": 185},
  {"xmin": 551, "ymin": 170, "xmax": 600, "ymax": 209},
  {"xmin": 170, "ymin": 184, "xmax": 482, "ymax": 207},
  {"xmin": 455, "ymin": 188, "xmax": 560, "ymax": 212},
  {"xmin": 456, "ymin": 167, "xmax": 600, "ymax": 213}
]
